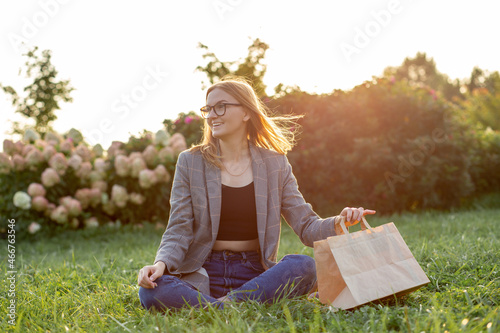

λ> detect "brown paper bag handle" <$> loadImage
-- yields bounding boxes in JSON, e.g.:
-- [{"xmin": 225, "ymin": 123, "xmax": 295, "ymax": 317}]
[{"xmin": 337, "ymin": 216, "xmax": 373, "ymax": 234}]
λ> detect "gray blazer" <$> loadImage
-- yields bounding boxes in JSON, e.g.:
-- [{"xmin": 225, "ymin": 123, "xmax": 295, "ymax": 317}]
[{"xmin": 154, "ymin": 143, "xmax": 338, "ymax": 294}]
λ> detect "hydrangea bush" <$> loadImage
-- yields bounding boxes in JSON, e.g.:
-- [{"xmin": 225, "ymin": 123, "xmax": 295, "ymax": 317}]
[{"xmin": 0, "ymin": 128, "xmax": 187, "ymax": 237}]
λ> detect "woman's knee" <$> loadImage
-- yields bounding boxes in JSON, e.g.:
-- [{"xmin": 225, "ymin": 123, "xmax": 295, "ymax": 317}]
[{"xmin": 282, "ymin": 254, "xmax": 316, "ymax": 274}]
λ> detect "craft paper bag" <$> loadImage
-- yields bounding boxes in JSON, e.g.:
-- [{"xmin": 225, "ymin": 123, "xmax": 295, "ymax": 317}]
[{"xmin": 314, "ymin": 217, "xmax": 430, "ymax": 309}]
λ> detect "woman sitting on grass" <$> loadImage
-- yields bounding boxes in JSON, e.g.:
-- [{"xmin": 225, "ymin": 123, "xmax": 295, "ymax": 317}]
[{"xmin": 137, "ymin": 77, "xmax": 375, "ymax": 310}]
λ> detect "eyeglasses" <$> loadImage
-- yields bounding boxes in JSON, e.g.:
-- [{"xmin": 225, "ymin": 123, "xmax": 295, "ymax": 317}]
[{"xmin": 200, "ymin": 103, "xmax": 242, "ymax": 118}]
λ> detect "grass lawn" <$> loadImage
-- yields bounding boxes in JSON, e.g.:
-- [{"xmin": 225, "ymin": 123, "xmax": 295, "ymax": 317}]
[{"xmin": 1, "ymin": 206, "xmax": 499, "ymax": 332}]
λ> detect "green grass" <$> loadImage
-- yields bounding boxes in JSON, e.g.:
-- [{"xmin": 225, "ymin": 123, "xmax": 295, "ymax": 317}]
[{"xmin": 1, "ymin": 206, "xmax": 499, "ymax": 332}]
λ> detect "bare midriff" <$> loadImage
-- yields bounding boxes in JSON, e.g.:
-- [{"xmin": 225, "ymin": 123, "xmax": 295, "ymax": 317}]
[{"xmin": 212, "ymin": 238, "xmax": 259, "ymax": 252}]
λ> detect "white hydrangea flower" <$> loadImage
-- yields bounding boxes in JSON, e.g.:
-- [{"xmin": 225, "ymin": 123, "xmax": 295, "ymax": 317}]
[
  {"xmin": 13, "ymin": 191, "xmax": 31, "ymax": 210},
  {"xmin": 154, "ymin": 129, "xmax": 170, "ymax": 146},
  {"xmin": 23, "ymin": 129, "xmax": 40, "ymax": 143},
  {"xmin": 28, "ymin": 222, "xmax": 41, "ymax": 234}
]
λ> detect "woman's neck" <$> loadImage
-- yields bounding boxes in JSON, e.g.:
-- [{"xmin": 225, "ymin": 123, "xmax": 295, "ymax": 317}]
[{"xmin": 219, "ymin": 139, "xmax": 250, "ymax": 162}]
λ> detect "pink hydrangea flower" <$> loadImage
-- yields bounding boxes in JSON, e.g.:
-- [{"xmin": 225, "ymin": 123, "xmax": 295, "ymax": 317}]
[
  {"xmin": 27, "ymin": 183, "xmax": 46, "ymax": 197},
  {"xmin": 158, "ymin": 146, "xmax": 174, "ymax": 164},
  {"xmin": 22, "ymin": 144, "xmax": 35, "ymax": 157},
  {"xmin": 49, "ymin": 153, "xmax": 68, "ymax": 175},
  {"xmin": 93, "ymin": 158, "xmax": 108, "ymax": 173},
  {"xmin": 107, "ymin": 141, "xmax": 124, "ymax": 158},
  {"xmin": 184, "ymin": 116, "xmax": 193, "ymax": 124},
  {"xmin": 34, "ymin": 139, "xmax": 47, "ymax": 150},
  {"xmin": 91, "ymin": 180, "xmax": 108, "ymax": 193},
  {"xmin": 68, "ymin": 154, "xmax": 83, "ymax": 170},
  {"xmin": 0, "ymin": 152, "xmax": 12, "ymax": 174},
  {"xmin": 59, "ymin": 196, "xmax": 73, "ymax": 208},
  {"xmin": 59, "ymin": 196, "xmax": 82, "ymax": 216},
  {"xmin": 129, "ymin": 152, "xmax": 142, "ymax": 160},
  {"xmin": 14, "ymin": 141, "xmax": 25, "ymax": 155},
  {"xmin": 111, "ymin": 184, "xmax": 128, "ymax": 208},
  {"xmin": 60, "ymin": 139, "xmax": 74, "ymax": 154},
  {"xmin": 168, "ymin": 133, "xmax": 187, "ymax": 154},
  {"xmin": 67, "ymin": 200, "xmax": 82, "ymax": 216},
  {"xmin": 12, "ymin": 154, "xmax": 26, "ymax": 171},
  {"xmin": 26, "ymin": 148, "xmax": 44, "ymax": 168},
  {"xmin": 84, "ymin": 217, "xmax": 99, "ymax": 228},
  {"xmin": 32, "ymin": 196, "xmax": 49, "ymax": 212},
  {"xmin": 76, "ymin": 162, "xmax": 92, "ymax": 179},
  {"xmin": 154, "ymin": 164, "xmax": 171, "ymax": 183},
  {"xmin": 130, "ymin": 156, "xmax": 147, "ymax": 178},
  {"xmin": 50, "ymin": 205, "xmax": 68, "ymax": 224},
  {"xmin": 139, "ymin": 169, "xmax": 158, "ymax": 189},
  {"xmin": 89, "ymin": 188, "xmax": 102, "ymax": 207},
  {"xmin": 75, "ymin": 144, "xmax": 92, "ymax": 162},
  {"xmin": 75, "ymin": 188, "xmax": 91, "ymax": 209},
  {"xmin": 42, "ymin": 145, "xmax": 57, "ymax": 161},
  {"xmin": 28, "ymin": 222, "xmax": 41, "ymax": 234},
  {"xmin": 142, "ymin": 145, "xmax": 157, "ymax": 167},
  {"xmin": 3, "ymin": 139, "xmax": 16, "ymax": 156},
  {"xmin": 114, "ymin": 155, "xmax": 130, "ymax": 177},
  {"xmin": 129, "ymin": 192, "xmax": 146, "ymax": 205},
  {"xmin": 41, "ymin": 168, "xmax": 61, "ymax": 187},
  {"xmin": 44, "ymin": 202, "xmax": 56, "ymax": 217}
]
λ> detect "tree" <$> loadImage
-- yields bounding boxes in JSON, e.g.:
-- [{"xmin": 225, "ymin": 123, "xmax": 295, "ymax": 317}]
[
  {"xmin": 195, "ymin": 38, "xmax": 269, "ymax": 97},
  {"xmin": 467, "ymin": 66, "xmax": 500, "ymax": 94},
  {"xmin": 383, "ymin": 52, "xmax": 463, "ymax": 101},
  {"xmin": 0, "ymin": 46, "xmax": 75, "ymax": 137},
  {"xmin": 461, "ymin": 68, "xmax": 500, "ymax": 131}
]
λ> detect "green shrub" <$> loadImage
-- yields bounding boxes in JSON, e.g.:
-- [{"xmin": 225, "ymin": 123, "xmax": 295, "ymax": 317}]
[
  {"xmin": 467, "ymin": 127, "xmax": 500, "ymax": 193},
  {"xmin": 269, "ymin": 79, "xmax": 475, "ymax": 214}
]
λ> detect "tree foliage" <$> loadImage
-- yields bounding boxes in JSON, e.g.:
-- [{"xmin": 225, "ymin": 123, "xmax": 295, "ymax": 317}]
[
  {"xmin": 0, "ymin": 46, "xmax": 74, "ymax": 137},
  {"xmin": 460, "ymin": 68, "xmax": 500, "ymax": 131},
  {"xmin": 195, "ymin": 38, "xmax": 269, "ymax": 97},
  {"xmin": 467, "ymin": 66, "xmax": 500, "ymax": 94},
  {"xmin": 383, "ymin": 52, "xmax": 463, "ymax": 102}
]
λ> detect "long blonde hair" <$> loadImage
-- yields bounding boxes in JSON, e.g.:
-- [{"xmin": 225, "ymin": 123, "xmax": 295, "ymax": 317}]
[{"xmin": 190, "ymin": 77, "xmax": 302, "ymax": 168}]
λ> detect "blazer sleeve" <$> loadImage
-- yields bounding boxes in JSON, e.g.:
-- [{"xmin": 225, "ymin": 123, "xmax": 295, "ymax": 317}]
[
  {"xmin": 154, "ymin": 151, "xmax": 194, "ymax": 274},
  {"xmin": 279, "ymin": 155, "xmax": 339, "ymax": 247}
]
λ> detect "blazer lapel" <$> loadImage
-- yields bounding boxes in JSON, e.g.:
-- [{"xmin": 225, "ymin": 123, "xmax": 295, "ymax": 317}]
[
  {"xmin": 250, "ymin": 144, "xmax": 268, "ymax": 254},
  {"xmin": 204, "ymin": 159, "xmax": 221, "ymax": 239}
]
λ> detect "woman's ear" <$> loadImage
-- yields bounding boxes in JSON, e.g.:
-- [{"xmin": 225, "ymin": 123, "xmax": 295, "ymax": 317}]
[{"xmin": 243, "ymin": 110, "xmax": 251, "ymax": 122}]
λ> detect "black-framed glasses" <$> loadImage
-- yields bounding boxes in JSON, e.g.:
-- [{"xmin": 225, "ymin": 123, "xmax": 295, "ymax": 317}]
[{"xmin": 200, "ymin": 103, "xmax": 242, "ymax": 118}]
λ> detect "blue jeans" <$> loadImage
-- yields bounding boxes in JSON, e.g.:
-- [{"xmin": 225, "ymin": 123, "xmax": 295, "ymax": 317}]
[{"xmin": 139, "ymin": 251, "xmax": 316, "ymax": 311}]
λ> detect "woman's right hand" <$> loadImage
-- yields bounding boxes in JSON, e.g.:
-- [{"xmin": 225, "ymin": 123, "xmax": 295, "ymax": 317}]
[{"xmin": 137, "ymin": 261, "xmax": 166, "ymax": 289}]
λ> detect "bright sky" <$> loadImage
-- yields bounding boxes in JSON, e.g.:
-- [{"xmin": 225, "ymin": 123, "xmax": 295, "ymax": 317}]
[{"xmin": 1, "ymin": 0, "xmax": 499, "ymax": 149}]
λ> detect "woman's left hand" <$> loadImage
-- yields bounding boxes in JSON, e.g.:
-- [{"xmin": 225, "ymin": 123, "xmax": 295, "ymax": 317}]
[{"xmin": 340, "ymin": 207, "xmax": 376, "ymax": 226}]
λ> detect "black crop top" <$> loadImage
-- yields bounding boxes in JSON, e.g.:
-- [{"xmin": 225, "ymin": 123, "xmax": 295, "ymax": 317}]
[{"xmin": 216, "ymin": 182, "xmax": 258, "ymax": 241}]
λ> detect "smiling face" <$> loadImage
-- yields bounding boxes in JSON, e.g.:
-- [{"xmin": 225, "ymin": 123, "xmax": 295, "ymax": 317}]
[{"xmin": 206, "ymin": 88, "xmax": 250, "ymax": 142}]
